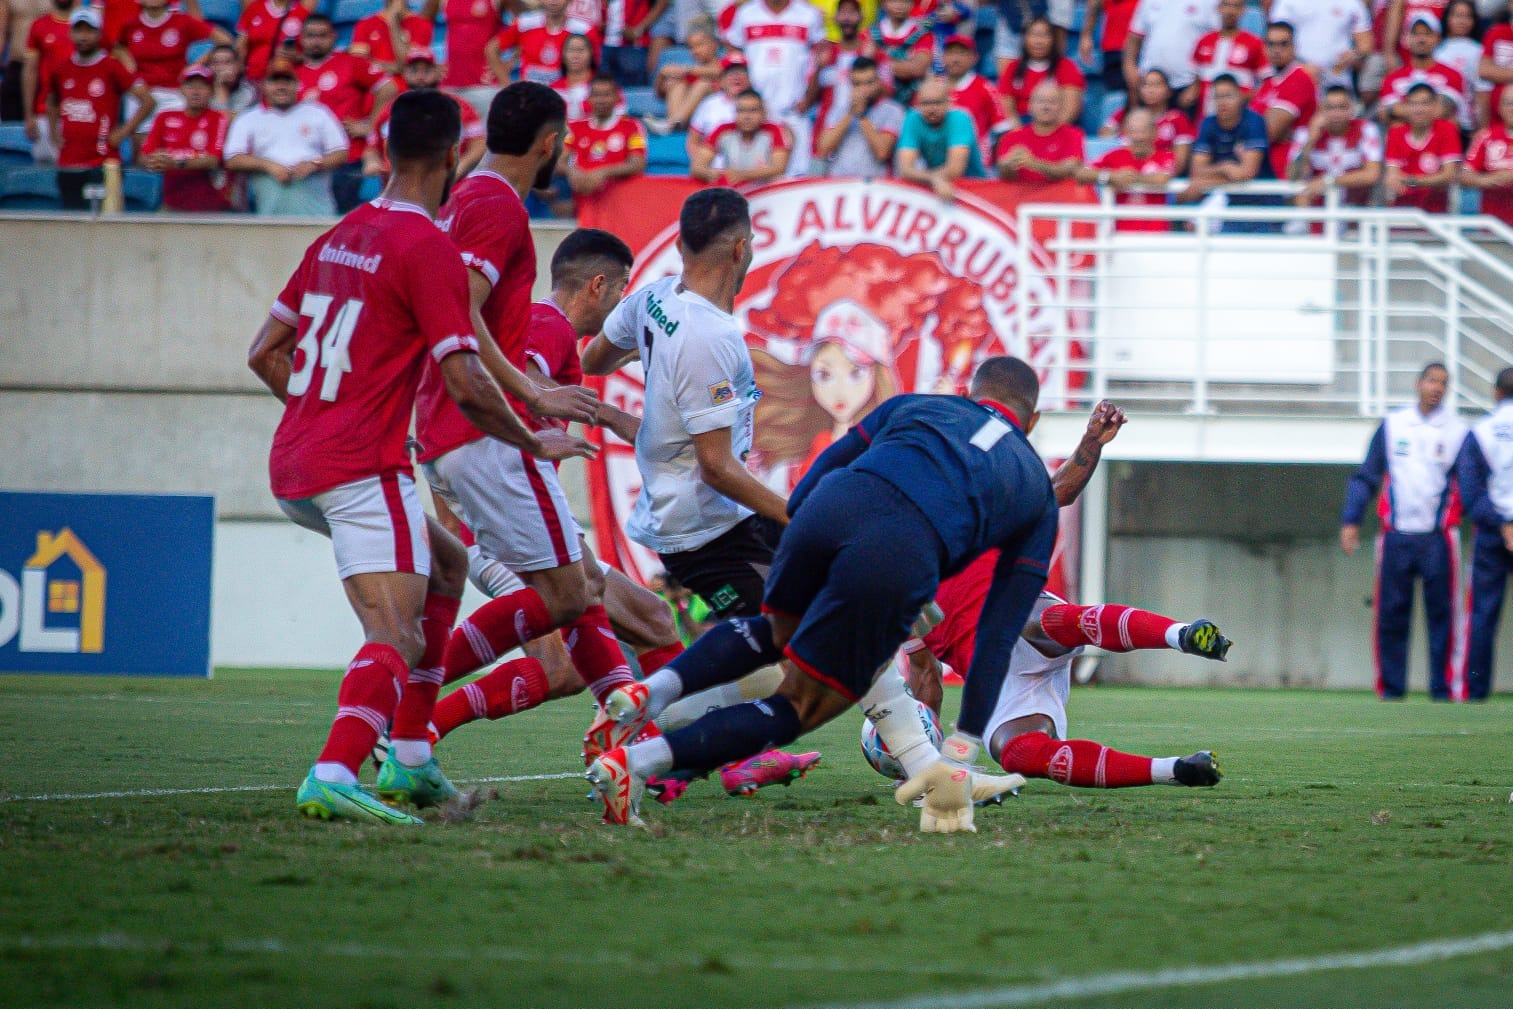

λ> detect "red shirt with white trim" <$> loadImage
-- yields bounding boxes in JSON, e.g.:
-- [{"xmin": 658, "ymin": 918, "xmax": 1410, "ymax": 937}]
[
  {"xmin": 297, "ymin": 52, "xmax": 390, "ymax": 160},
  {"xmin": 1096, "ymin": 0, "xmax": 1138, "ymax": 53},
  {"xmin": 237, "ymin": 0, "xmax": 310, "ymax": 81},
  {"xmin": 566, "ymin": 113, "xmax": 646, "ymax": 171},
  {"xmin": 951, "ymin": 72, "xmax": 1005, "ymax": 156},
  {"xmin": 24, "ymin": 13, "xmax": 74, "ymax": 115},
  {"xmin": 1190, "ymin": 29, "xmax": 1266, "ymax": 117},
  {"xmin": 48, "ymin": 53, "xmax": 141, "ymax": 168},
  {"xmin": 348, "ymin": 13, "xmax": 436, "ymax": 66},
  {"xmin": 1092, "ymin": 145, "xmax": 1177, "ymax": 231},
  {"xmin": 1482, "ymin": 25, "xmax": 1513, "ymax": 118},
  {"xmin": 367, "ymin": 86, "xmax": 483, "ymax": 174},
  {"xmin": 1106, "ymin": 105, "xmax": 1195, "ymax": 153},
  {"xmin": 726, "ymin": 0, "xmax": 827, "ymax": 115},
  {"xmin": 267, "ymin": 198, "xmax": 479, "ymax": 499},
  {"xmin": 1289, "ymin": 117, "xmax": 1382, "ymax": 205},
  {"xmin": 495, "ymin": 12, "xmax": 600, "ymax": 86},
  {"xmin": 994, "ymin": 123, "xmax": 1085, "ymax": 183},
  {"xmin": 415, "ymin": 171, "xmax": 537, "ymax": 462},
  {"xmin": 1380, "ymin": 61, "xmax": 1466, "ymax": 118},
  {"xmin": 141, "ymin": 106, "xmax": 232, "ymax": 210},
  {"xmin": 995, "ymin": 57, "xmax": 1085, "ymax": 119},
  {"xmin": 1249, "ymin": 63, "xmax": 1318, "ymax": 178},
  {"xmin": 443, "ymin": 0, "xmax": 502, "ymax": 87},
  {"xmin": 524, "ymin": 299, "xmax": 584, "ymax": 432},
  {"xmin": 1467, "ymin": 123, "xmax": 1513, "ymax": 224},
  {"xmin": 1386, "ymin": 119, "xmax": 1462, "ymax": 213},
  {"xmin": 118, "ymin": 11, "xmax": 217, "ymax": 90}
]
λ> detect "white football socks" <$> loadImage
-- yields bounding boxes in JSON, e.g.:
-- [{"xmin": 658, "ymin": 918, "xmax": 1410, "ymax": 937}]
[
  {"xmin": 860, "ymin": 665, "xmax": 939, "ymax": 781},
  {"xmin": 656, "ymin": 682, "xmax": 745, "ymax": 731},
  {"xmin": 391, "ymin": 740, "xmax": 432, "ymax": 767},
  {"xmin": 1151, "ymin": 756, "xmax": 1179, "ymax": 783},
  {"xmin": 641, "ymin": 668, "xmax": 684, "ymax": 719},
  {"xmin": 1164, "ymin": 624, "xmax": 1186, "ymax": 650},
  {"xmin": 313, "ymin": 761, "xmax": 358, "ymax": 786},
  {"xmin": 625, "ymin": 735, "xmax": 674, "ymax": 779}
]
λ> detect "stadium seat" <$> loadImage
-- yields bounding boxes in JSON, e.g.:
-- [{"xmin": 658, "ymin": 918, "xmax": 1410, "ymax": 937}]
[
  {"xmin": 199, "ymin": 0, "xmax": 241, "ymax": 31},
  {"xmin": 0, "ymin": 166, "xmax": 61, "ymax": 210},
  {"xmin": 331, "ymin": 0, "xmax": 383, "ymax": 26},
  {"xmin": 186, "ymin": 39, "xmax": 216, "ymax": 64},
  {"xmin": 121, "ymin": 169, "xmax": 163, "ymax": 212},
  {"xmin": 645, "ymin": 130, "xmax": 689, "ymax": 175},
  {"xmin": 621, "ymin": 85, "xmax": 662, "ymax": 117},
  {"xmin": 0, "ymin": 123, "xmax": 33, "ymax": 166},
  {"xmin": 654, "ymin": 45, "xmax": 693, "ymax": 75},
  {"xmin": 1084, "ymin": 136, "xmax": 1121, "ymax": 162},
  {"xmin": 1240, "ymin": 4, "xmax": 1266, "ymax": 36},
  {"xmin": 1099, "ymin": 89, "xmax": 1126, "ymax": 127}
]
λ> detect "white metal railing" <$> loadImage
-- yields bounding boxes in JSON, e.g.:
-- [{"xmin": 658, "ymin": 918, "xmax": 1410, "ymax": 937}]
[{"xmin": 1014, "ymin": 181, "xmax": 1513, "ymax": 420}]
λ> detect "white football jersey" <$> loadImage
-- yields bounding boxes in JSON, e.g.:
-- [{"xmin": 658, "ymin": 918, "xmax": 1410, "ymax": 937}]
[
  {"xmin": 602, "ymin": 275, "xmax": 758, "ymax": 554},
  {"xmin": 725, "ymin": 0, "xmax": 826, "ymax": 116}
]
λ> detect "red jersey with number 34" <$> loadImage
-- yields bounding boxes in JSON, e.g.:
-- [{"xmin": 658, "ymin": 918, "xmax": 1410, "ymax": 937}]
[
  {"xmin": 415, "ymin": 171, "xmax": 537, "ymax": 462},
  {"xmin": 268, "ymin": 199, "xmax": 479, "ymax": 499}
]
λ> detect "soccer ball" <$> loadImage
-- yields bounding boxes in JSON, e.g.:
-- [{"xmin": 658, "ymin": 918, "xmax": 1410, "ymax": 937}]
[{"xmin": 860, "ymin": 698, "xmax": 943, "ymax": 781}]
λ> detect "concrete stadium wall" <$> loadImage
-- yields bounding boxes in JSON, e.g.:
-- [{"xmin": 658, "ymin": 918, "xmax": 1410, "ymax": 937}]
[{"xmin": 3, "ymin": 214, "xmax": 1509, "ymax": 689}]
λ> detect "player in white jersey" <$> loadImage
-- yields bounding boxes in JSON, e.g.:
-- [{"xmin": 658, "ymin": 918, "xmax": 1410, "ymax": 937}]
[{"xmin": 723, "ymin": 0, "xmax": 826, "ymax": 174}]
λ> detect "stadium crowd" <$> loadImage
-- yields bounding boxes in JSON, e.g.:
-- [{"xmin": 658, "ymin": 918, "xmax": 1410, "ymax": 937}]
[{"xmin": 5, "ymin": 0, "xmax": 1513, "ymax": 217}]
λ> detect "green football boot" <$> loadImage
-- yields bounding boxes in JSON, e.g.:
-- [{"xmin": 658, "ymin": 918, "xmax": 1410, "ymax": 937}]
[
  {"xmin": 296, "ymin": 770, "xmax": 424, "ymax": 825},
  {"xmin": 375, "ymin": 755, "xmax": 458, "ymax": 809}
]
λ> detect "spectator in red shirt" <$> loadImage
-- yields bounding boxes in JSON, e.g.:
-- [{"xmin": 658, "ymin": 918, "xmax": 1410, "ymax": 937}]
[
  {"xmin": 1462, "ymin": 85, "xmax": 1513, "ymax": 223},
  {"xmin": 653, "ymin": 16, "xmax": 720, "ymax": 133},
  {"xmin": 141, "ymin": 64, "xmax": 233, "ymax": 210},
  {"xmin": 236, "ymin": 0, "xmax": 312, "ymax": 82},
  {"xmin": 1189, "ymin": 0, "xmax": 1267, "ymax": 118},
  {"xmin": 692, "ymin": 87, "xmax": 789, "ymax": 183},
  {"xmin": 296, "ymin": 13, "xmax": 396, "ymax": 212},
  {"xmin": 870, "ymin": 0, "xmax": 933, "ymax": 106},
  {"xmin": 1099, "ymin": 67, "xmax": 1195, "ymax": 173},
  {"xmin": 21, "ymin": 0, "xmax": 75, "ymax": 162},
  {"xmin": 1386, "ymin": 81, "xmax": 1463, "ymax": 211},
  {"xmin": 997, "ymin": 16, "xmax": 1083, "ymax": 128},
  {"xmin": 363, "ymin": 47, "xmax": 486, "ymax": 180},
  {"xmin": 551, "ymin": 32, "xmax": 598, "ymax": 119},
  {"xmin": 1288, "ymin": 84, "xmax": 1384, "ymax": 208},
  {"xmin": 488, "ymin": 0, "xmax": 598, "ymax": 87},
  {"xmin": 114, "ymin": 0, "xmax": 229, "ymax": 151},
  {"xmin": 1250, "ymin": 20, "xmax": 1319, "ymax": 180},
  {"xmin": 46, "ymin": 7, "xmax": 154, "ymax": 206},
  {"xmin": 1075, "ymin": 107, "xmax": 1176, "ymax": 231},
  {"xmin": 943, "ymin": 33, "xmax": 1003, "ymax": 159},
  {"xmin": 349, "ymin": 0, "xmax": 437, "ymax": 73},
  {"xmin": 442, "ymin": 0, "xmax": 505, "ymax": 117},
  {"xmin": 1078, "ymin": 0, "xmax": 1140, "ymax": 95},
  {"xmin": 995, "ymin": 80, "xmax": 1084, "ymax": 183},
  {"xmin": 565, "ymin": 73, "xmax": 647, "ymax": 211},
  {"xmin": 1479, "ymin": 0, "xmax": 1513, "ymax": 128},
  {"xmin": 1381, "ymin": 12, "xmax": 1466, "ymax": 122}
]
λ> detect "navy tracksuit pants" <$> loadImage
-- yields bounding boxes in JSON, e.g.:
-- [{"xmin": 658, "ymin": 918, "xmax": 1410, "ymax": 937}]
[
  {"xmin": 1466, "ymin": 529, "xmax": 1513, "ymax": 701},
  {"xmin": 1375, "ymin": 530, "xmax": 1462, "ymax": 699}
]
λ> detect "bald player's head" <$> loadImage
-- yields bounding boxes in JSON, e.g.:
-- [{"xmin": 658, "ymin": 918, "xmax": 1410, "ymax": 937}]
[{"xmin": 969, "ymin": 356, "xmax": 1040, "ymax": 430}]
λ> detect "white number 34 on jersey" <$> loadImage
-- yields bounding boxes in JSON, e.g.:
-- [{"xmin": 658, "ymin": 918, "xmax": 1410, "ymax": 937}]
[{"xmin": 289, "ymin": 294, "xmax": 362, "ymax": 402}]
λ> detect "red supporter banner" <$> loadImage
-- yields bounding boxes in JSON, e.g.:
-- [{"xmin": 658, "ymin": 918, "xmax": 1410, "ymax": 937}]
[{"xmin": 580, "ymin": 176, "xmax": 1096, "ymax": 599}]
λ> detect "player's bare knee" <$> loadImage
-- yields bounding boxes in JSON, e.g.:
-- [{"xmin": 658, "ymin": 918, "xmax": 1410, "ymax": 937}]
[
  {"xmin": 989, "ymin": 715, "xmax": 1057, "ymax": 765},
  {"xmin": 581, "ymin": 556, "xmax": 607, "ymax": 605},
  {"xmin": 367, "ymin": 622, "xmax": 424, "ymax": 669},
  {"xmin": 426, "ymin": 519, "xmax": 469, "ymax": 599},
  {"xmin": 524, "ymin": 567, "xmax": 590, "ymax": 626}
]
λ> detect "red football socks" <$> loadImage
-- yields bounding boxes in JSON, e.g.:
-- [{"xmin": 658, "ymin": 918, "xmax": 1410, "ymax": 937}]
[
  {"xmin": 999, "ymin": 730, "xmax": 1154, "ymax": 788},
  {"xmin": 318, "ymin": 643, "xmax": 408, "ymax": 776},
  {"xmin": 391, "ymin": 593, "xmax": 462, "ymax": 743},
  {"xmin": 565, "ymin": 605, "xmax": 636, "ymax": 704},
  {"xmin": 1041, "ymin": 604, "xmax": 1179, "ymax": 653},
  {"xmin": 443, "ymin": 587, "xmax": 553, "ymax": 683},
  {"xmin": 432, "ymin": 657, "xmax": 549, "ymax": 741},
  {"xmin": 637, "ymin": 641, "xmax": 685, "ymax": 676}
]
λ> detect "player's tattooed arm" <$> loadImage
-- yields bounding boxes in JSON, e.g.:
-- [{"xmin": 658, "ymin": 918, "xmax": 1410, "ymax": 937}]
[
  {"xmin": 1051, "ymin": 399, "xmax": 1127, "ymax": 507},
  {"xmin": 247, "ymin": 316, "xmax": 300, "ymax": 402}
]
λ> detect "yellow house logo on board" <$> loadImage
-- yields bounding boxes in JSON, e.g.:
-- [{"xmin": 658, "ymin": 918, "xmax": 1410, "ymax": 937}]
[{"xmin": 0, "ymin": 528, "xmax": 106, "ymax": 653}]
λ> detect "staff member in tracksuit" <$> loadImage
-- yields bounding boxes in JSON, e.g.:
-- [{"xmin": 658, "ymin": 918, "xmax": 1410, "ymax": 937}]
[
  {"xmin": 1456, "ymin": 367, "xmax": 1513, "ymax": 701},
  {"xmin": 1341, "ymin": 362, "xmax": 1469, "ymax": 700}
]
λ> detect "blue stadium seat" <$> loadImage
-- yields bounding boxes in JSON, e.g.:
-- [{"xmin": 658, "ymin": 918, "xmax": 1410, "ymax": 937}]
[
  {"xmin": 654, "ymin": 45, "xmax": 693, "ymax": 75},
  {"xmin": 645, "ymin": 129, "xmax": 689, "ymax": 175},
  {"xmin": 1084, "ymin": 136, "xmax": 1121, "ymax": 161},
  {"xmin": 0, "ymin": 123, "xmax": 33, "ymax": 166},
  {"xmin": 331, "ymin": 0, "xmax": 383, "ymax": 26},
  {"xmin": 121, "ymin": 169, "xmax": 163, "ymax": 212},
  {"xmin": 1240, "ymin": 4, "xmax": 1266, "ymax": 36},
  {"xmin": 0, "ymin": 166, "xmax": 61, "ymax": 210},
  {"xmin": 186, "ymin": 39, "xmax": 216, "ymax": 64},
  {"xmin": 199, "ymin": 0, "xmax": 241, "ymax": 31},
  {"xmin": 621, "ymin": 85, "xmax": 662, "ymax": 117},
  {"xmin": 1099, "ymin": 89, "xmax": 1126, "ymax": 127}
]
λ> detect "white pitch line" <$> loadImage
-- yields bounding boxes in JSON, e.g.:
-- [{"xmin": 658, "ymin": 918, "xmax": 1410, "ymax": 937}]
[
  {"xmin": 0, "ymin": 772, "xmax": 581, "ymax": 804},
  {"xmin": 811, "ymin": 929, "xmax": 1513, "ymax": 1009}
]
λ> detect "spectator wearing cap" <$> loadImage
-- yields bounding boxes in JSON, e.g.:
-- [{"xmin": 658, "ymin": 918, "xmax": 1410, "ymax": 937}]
[
  {"xmin": 806, "ymin": 0, "xmax": 879, "ymax": 139},
  {"xmin": 814, "ymin": 55, "xmax": 902, "ymax": 178},
  {"xmin": 564, "ymin": 72, "xmax": 646, "ymax": 210},
  {"xmin": 348, "ymin": 0, "xmax": 436, "ymax": 73},
  {"xmin": 206, "ymin": 42, "xmax": 257, "ymax": 115},
  {"xmin": 996, "ymin": 15, "xmax": 1083, "ymax": 129},
  {"xmin": 1385, "ymin": 81, "xmax": 1463, "ymax": 212},
  {"xmin": 1289, "ymin": 84, "xmax": 1384, "ymax": 209},
  {"xmin": 441, "ymin": 0, "xmax": 505, "ymax": 119},
  {"xmin": 1249, "ymin": 21, "xmax": 1319, "ymax": 181},
  {"xmin": 691, "ymin": 87, "xmax": 789, "ymax": 183},
  {"xmin": 363, "ymin": 47, "xmax": 486, "ymax": 180},
  {"xmin": 995, "ymin": 80, "xmax": 1083, "ymax": 182},
  {"xmin": 235, "ymin": 0, "xmax": 312, "ymax": 83},
  {"xmin": 1189, "ymin": 0, "xmax": 1267, "ymax": 119},
  {"xmin": 1268, "ymin": 0, "xmax": 1373, "ymax": 90},
  {"xmin": 1178, "ymin": 72, "xmax": 1268, "ymax": 202},
  {"xmin": 295, "ymin": 13, "xmax": 395, "ymax": 212},
  {"xmin": 1384, "ymin": 0, "xmax": 1453, "ymax": 69},
  {"xmin": 224, "ymin": 55, "xmax": 347, "ymax": 215},
  {"xmin": 1079, "ymin": 0, "xmax": 1141, "ymax": 96},
  {"xmin": 141, "ymin": 64, "xmax": 233, "ymax": 211},
  {"xmin": 1075, "ymin": 107, "xmax": 1177, "ymax": 232},
  {"xmin": 1463, "ymin": 86, "xmax": 1513, "ymax": 224},
  {"xmin": 687, "ymin": 51, "xmax": 749, "ymax": 163},
  {"xmin": 651, "ymin": 15, "xmax": 720, "ymax": 133},
  {"xmin": 1123, "ymin": 0, "xmax": 1219, "ymax": 99},
  {"xmin": 870, "ymin": 0, "xmax": 934, "ymax": 107},
  {"xmin": 46, "ymin": 7, "xmax": 154, "ymax": 205},
  {"xmin": 1382, "ymin": 12, "xmax": 1466, "ymax": 123},
  {"xmin": 943, "ymin": 33, "xmax": 1005, "ymax": 161},
  {"xmin": 113, "ymin": 0, "xmax": 229, "ymax": 125},
  {"xmin": 895, "ymin": 75, "xmax": 988, "ymax": 201}
]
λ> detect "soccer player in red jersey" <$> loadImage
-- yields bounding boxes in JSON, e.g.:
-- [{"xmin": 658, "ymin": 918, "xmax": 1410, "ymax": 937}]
[
  {"xmin": 141, "ymin": 64, "xmax": 233, "ymax": 211},
  {"xmin": 1386, "ymin": 81, "xmax": 1462, "ymax": 213},
  {"xmin": 247, "ymin": 89, "xmax": 595, "ymax": 825},
  {"xmin": 46, "ymin": 7, "xmax": 154, "ymax": 208},
  {"xmin": 416, "ymin": 83, "xmax": 654, "ymax": 737},
  {"xmin": 995, "ymin": 81, "xmax": 1084, "ymax": 184},
  {"xmin": 363, "ymin": 48, "xmax": 487, "ymax": 181}
]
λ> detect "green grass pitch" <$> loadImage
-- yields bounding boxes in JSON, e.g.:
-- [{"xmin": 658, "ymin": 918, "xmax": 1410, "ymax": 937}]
[{"xmin": 1, "ymin": 669, "xmax": 1511, "ymax": 1009}]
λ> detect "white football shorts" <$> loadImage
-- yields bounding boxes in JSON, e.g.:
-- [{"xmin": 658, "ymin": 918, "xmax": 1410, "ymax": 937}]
[{"xmin": 278, "ymin": 473, "xmax": 431, "ymax": 580}]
